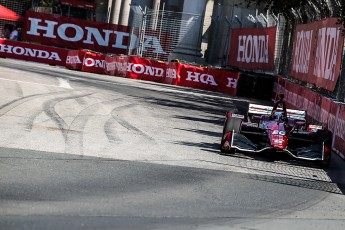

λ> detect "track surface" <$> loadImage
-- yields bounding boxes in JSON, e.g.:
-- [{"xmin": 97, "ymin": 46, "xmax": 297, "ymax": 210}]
[{"xmin": 1, "ymin": 59, "xmax": 345, "ymax": 229}]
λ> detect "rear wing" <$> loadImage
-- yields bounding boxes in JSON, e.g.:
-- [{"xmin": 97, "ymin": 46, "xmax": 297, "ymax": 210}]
[{"xmin": 248, "ymin": 104, "xmax": 306, "ymax": 121}]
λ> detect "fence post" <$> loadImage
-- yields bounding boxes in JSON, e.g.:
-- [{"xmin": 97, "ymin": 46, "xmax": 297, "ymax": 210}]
[
  {"xmin": 223, "ymin": 16, "xmax": 232, "ymax": 67},
  {"xmin": 138, "ymin": 7, "xmax": 147, "ymax": 57}
]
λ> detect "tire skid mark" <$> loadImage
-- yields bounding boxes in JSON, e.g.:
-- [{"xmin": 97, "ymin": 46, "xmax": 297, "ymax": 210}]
[
  {"xmin": 14, "ymin": 82, "xmax": 24, "ymax": 98},
  {"xmin": 0, "ymin": 90, "xmax": 70, "ymax": 118},
  {"xmin": 25, "ymin": 92, "xmax": 92, "ymax": 132},
  {"xmin": 43, "ymin": 93, "xmax": 93, "ymax": 142},
  {"xmin": 64, "ymin": 97, "xmax": 126, "ymax": 155},
  {"xmin": 74, "ymin": 97, "xmax": 88, "ymax": 106},
  {"xmin": 25, "ymin": 110, "xmax": 46, "ymax": 131},
  {"xmin": 110, "ymin": 104, "xmax": 154, "ymax": 141},
  {"xmin": 104, "ymin": 118, "xmax": 120, "ymax": 143}
]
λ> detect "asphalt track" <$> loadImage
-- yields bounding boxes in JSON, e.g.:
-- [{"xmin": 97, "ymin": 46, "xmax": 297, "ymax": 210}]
[{"xmin": 0, "ymin": 58, "xmax": 345, "ymax": 229}]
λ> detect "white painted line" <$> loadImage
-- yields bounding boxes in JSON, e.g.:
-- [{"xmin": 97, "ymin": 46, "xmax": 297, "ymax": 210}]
[
  {"xmin": 0, "ymin": 77, "xmax": 71, "ymax": 89},
  {"xmin": 57, "ymin": 78, "xmax": 72, "ymax": 89}
]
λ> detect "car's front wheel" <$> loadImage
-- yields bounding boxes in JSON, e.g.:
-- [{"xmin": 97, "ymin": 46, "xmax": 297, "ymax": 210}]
[{"xmin": 220, "ymin": 117, "xmax": 242, "ymax": 154}]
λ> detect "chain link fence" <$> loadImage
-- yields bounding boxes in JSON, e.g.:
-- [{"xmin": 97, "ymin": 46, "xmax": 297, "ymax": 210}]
[
  {"xmin": 210, "ymin": 0, "xmax": 344, "ymax": 101},
  {"xmin": 0, "ymin": 0, "xmax": 29, "ymax": 40},
  {"xmin": 276, "ymin": 0, "xmax": 344, "ymax": 100},
  {"xmin": 127, "ymin": 5, "xmax": 204, "ymax": 62}
]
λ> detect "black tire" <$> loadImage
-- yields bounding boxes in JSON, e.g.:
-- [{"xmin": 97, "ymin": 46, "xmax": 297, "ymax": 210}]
[
  {"xmin": 315, "ymin": 130, "xmax": 333, "ymax": 169},
  {"xmin": 222, "ymin": 117, "xmax": 242, "ymax": 137},
  {"xmin": 315, "ymin": 130, "xmax": 333, "ymax": 144},
  {"xmin": 220, "ymin": 117, "xmax": 242, "ymax": 154},
  {"xmin": 318, "ymin": 159, "xmax": 331, "ymax": 169}
]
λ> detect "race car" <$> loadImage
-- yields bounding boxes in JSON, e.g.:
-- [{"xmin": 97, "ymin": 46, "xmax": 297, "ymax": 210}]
[{"xmin": 220, "ymin": 98, "xmax": 332, "ymax": 168}]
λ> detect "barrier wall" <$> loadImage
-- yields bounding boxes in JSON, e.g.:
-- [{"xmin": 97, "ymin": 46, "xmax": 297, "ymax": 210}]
[
  {"xmin": 273, "ymin": 76, "xmax": 345, "ymax": 159},
  {"xmin": 64, "ymin": 50, "xmax": 241, "ymax": 97}
]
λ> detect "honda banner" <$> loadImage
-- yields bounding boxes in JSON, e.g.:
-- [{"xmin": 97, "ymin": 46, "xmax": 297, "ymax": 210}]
[
  {"xmin": 127, "ymin": 57, "xmax": 166, "ymax": 82},
  {"xmin": 228, "ymin": 27, "xmax": 276, "ymax": 71},
  {"xmin": 177, "ymin": 64, "xmax": 239, "ymax": 95},
  {"xmin": 0, "ymin": 39, "xmax": 68, "ymax": 66},
  {"xmin": 65, "ymin": 49, "xmax": 87, "ymax": 70},
  {"xmin": 23, "ymin": 11, "xmax": 169, "ymax": 56},
  {"xmin": 291, "ymin": 18, "xmax": 344, "ymax": 91},
  {"xmin": 164, "ymin": 61, "xmax": 181, "ymax": 85},
  {"xmin": 81, "ymin": 52, "xmax": 106, "ymax": 74},
  {"xmin": 206, "ymin": 68, "xmax": 239, "ymax": 95},
  {"xmin": 23, "ymin": 11, "xmax": 129, "ymax": 55},
  {"xmin": 103, "ymin": 55, "xmax": 128, "ymax": 77}
]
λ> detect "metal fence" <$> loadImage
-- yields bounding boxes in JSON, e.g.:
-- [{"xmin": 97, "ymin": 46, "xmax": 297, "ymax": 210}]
[
  {"xmin": 276, "ymin": 0, "xmax": 344, "ymax": 100},
  {"xmin": 231, "ymin": 7, "xmax": 285, "ymax": 72},
  {"xmin": 218, "ymin": 1, "xmax": 345, "ymax": 101},
  {"xmin": 0, "ymin": 0, "xmax": 28, "ymax": 39},
  {"xmin": 127, "ymin": 5, "xmax": 204, "ymax": 62}
]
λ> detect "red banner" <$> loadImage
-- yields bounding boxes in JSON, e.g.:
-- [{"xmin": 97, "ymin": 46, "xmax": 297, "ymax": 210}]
[
  {"xmin": 228, "ymin": 27, "xmax": 276, "ymax": 71},
  {"xmin": 177, "ymin": 64, "xmax": 239, "ymax": 95},
  {"xmin": 65, "ymin": 49, "xmax": 86, "ymax": 70},
  {"xmin": 103, "ymin": 55, "xmax": 128, "ymax": 77},
  {"xmin": 115, "ymin": 56, "xmax": 129, "ymax": 77},
  {"xmin": 320, "ymin": 97, "xmax": 337, "ymax": 131},
  {"xmin": 0, "ymin": 39, "xmax": 68, "ymax": 66},
  {"xmin": 206, "ymin": 68, "xmax": 239, "ymax": 95},
  {"xmin": 291, "ymin": 18, "xmax": 344, "ymax": 91},
  {"xmin": 23, "ymin": 11, "xmax": 169, "ymax": 57},
  {"xmin": 104, "ymin": 55, "xmax": 128, "ymax": 77},
  {"xmin": 126, "ymin": 56, "xmax": 165, "ymax": 82},
  {"xmin": 103, "ymin": 55, "xmax": 117, "ymax": 76},
  {"xmin": 178, "ymin": 64, "xmax": 210, "ymax": 90},
  {"xmin": 81, "ymin": 51, "xmax": 106, "ymax": 74},
  {"xmin": 23, "ymin": 11, "xmax": 129, "ymax": 54},
  {"xmin": 334, "ymin": 105, "xmax": 345, "ymax": 157},
  {"xmin": 164, "ymin": 61, "xmax": 181, "ymax": 85}
]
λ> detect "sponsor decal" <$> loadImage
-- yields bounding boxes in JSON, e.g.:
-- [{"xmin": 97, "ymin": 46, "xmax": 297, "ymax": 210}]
[{"xmin": 307, "ymin": 125, "xmax": 323, "ymax": 132}]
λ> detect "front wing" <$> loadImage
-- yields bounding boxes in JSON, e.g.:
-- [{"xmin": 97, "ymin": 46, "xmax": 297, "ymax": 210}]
[{"xmin": 226, "ymin": 132, "xmax": 326, "ymax": 162}]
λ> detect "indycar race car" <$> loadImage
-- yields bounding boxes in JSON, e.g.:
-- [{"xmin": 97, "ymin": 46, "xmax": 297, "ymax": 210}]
[{"xmin": 220, "ymin": 99, "xmax": 332, "ymax": 168}]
